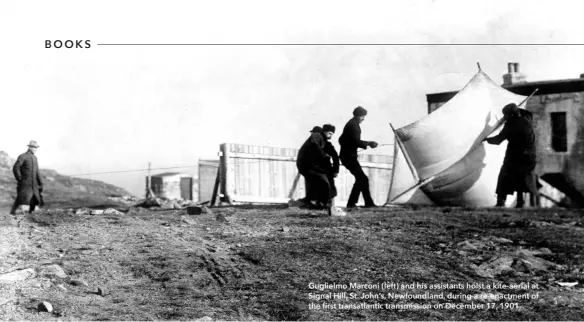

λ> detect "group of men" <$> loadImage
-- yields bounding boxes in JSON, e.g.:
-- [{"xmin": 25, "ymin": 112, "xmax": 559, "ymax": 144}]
[
  {"xmin": 8, "ymin": 103, "xmax": 539, "ymax": 217},
  {"xmin": 296, "ymin": 106, "xmax": 379, "ymax": 214},
  {"xmin": 297, "ymin": 102, "xmax": 539, "ymax": 212}
]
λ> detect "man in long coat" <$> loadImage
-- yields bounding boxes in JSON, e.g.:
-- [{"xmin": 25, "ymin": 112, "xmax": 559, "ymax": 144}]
[
  {"xmin": 321, "ymin": 124, "xmax": 340, "ymax": 201},
  {"xmin": 10, "ymin": 141, "xmax": 44, "ymax": 214},
  {"xmin": 485, "ymin": 103, "xmax": 538, "ymax": 208},
  {"xmin": 339, "ymin": 106, "xmax": 378, "ymax": 209},
  {"xmin": 296, "ymin": 126, "xmax": 331, "ymax": 209}
]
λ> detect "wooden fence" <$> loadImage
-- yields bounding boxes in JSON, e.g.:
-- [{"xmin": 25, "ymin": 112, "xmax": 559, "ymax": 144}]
[{"xmin": 209, "ymin": 143, "xmax": 393, "ymax": 206}]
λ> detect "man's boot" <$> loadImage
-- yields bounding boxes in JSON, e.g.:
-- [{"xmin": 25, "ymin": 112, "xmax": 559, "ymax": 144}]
[
  {"xmin": 495, "ymin": 195, "xmax": 506, "ymax": 207},
  {"xmin": 515, "ymin": 193, "xmax": 525, "ymax": 209}
]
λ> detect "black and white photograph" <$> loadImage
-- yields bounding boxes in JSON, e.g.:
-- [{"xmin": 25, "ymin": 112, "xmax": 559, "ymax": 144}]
[{"xmin": 1, "ymin": 0, "xmax": 583, "ymax": 320}]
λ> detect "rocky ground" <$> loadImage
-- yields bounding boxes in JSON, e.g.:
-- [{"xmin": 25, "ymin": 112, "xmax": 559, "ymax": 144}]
[{"xmin": 0, "ymin": 205, "xmax": 583, "ymax": 321}]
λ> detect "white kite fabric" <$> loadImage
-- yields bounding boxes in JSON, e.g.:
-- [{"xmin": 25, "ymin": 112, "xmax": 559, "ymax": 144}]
[{"xmin": 387, "ymin": 70, "xmax": 527, "ymax": 206}]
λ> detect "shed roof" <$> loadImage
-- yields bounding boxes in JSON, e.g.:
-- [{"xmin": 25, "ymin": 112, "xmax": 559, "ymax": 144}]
[{"xmin": 151, "ymin": 172, "xmax": 193, "ymax": 178}]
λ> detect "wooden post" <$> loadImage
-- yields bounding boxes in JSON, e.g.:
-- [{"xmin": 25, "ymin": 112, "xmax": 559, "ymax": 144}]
[
  {"xmin": 145, "ymin": 162, "xmax": 154, "ymax": 199},
  {"xmin": 210, "ymin": 166, "xmax": 221, "ymax": 206},
  {"xmin": 288, "ymin": 172, "xmax": 302, "ymax": 199},
  {"xmin": 220, "ymin": 144, "xmax": 234, "ymax": 205}
]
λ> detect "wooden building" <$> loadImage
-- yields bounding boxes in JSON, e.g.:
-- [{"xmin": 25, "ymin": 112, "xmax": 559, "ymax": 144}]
[
  {"xmin": 426, "ymin": 63, "xmax": 584, "ymax": 207},
  {"xmin": 149, "ymin": 172, "xmax": 196, "ymax": 201}
]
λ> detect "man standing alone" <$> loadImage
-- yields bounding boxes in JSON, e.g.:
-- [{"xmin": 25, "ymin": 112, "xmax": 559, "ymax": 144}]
[
  {"xmin": 485, "ymin": 103, "xmax": 538, "ymax": 208},
  {"xmin": 339, "ymin": 106, "xmax": 378, "ymax": 209},
  {"xmin": 11, "ymin": 141, "xmax": 44, "ymax": 215}
]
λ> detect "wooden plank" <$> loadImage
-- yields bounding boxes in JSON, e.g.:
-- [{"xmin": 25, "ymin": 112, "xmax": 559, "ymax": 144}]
[
  {"xmin": 231, "ymin": 195, "xmax": 290, "ymax": 204},
  {"xmin": 210, "ymin": 166, "xmax": 221, "ymax": 206},
  {"xmin": 288, "ymin": 172, "xmax": 301, "ymax": 199}
]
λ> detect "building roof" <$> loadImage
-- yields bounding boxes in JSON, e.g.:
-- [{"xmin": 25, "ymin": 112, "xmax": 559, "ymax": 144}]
[
  {"xmin": 151, "ymin": 172, "xmax": 192, "ymax": 177},
  {"xmin": 427, "ymin": 77, "xmax": 584, "ymax": 104}
]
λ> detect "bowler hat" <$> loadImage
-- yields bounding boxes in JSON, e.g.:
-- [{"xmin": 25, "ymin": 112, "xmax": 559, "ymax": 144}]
[
  {"xmin": 322, "ymin": 124, "xmax": 336, "ymax": 133},
  {"xmin": 27, "ymin": 140, "xmax": 40, "ymax": 148},
  {"xmin": 502, "ymin": 103, "xmax": 519, "ymax": 116},
  {"xmin": 309, "ymin": 126, "xmax": 322, "ymax": 133},
  {"xmin": 353, "ymin": 106, "xmax": 368, "ymax": 117}
]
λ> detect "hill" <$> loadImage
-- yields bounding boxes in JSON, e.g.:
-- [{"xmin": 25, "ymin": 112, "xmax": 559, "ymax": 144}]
[{"xmin": 0, "ymin": 151, "xmax": 135, "ymax": 210}]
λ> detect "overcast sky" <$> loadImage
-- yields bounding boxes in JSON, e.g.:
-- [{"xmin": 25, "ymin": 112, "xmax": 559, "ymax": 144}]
[{"xmin": 2, "ymin": 0, "xmax": 584, "ymax": 196}]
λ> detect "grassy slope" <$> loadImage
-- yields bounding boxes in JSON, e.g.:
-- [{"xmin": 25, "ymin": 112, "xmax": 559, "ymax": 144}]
[
  {"xmin": 1, "ymin": 206, "xmax": 583, "ymax": 321},
  {"xmin": 0, "ymin": 166, "xmax": 133, "ymax": 210}
]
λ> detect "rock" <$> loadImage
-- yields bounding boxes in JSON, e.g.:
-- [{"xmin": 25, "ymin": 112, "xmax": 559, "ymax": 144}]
[
  {"xmin": 330, "ymin": 207, "xmax": 347, "ymax": 217},
  {"xmin": 69, "ymin": 279, "xmax": 89, "ymax": 287},
  {"xmin": 488, "ymin": 236, "xmax": 514, "ymax": 244},
  {"xmin": 512, "ymin": 256, "xmax": 555, "ymax": 272},
  {"xmin": 529, "ymin": 221, "xmax": 552, "ymax": 227},
  {"xmin": 515, "ymin": 248, "xmax": 553, "ymax": 258},
  {"xmin": 216, "ymin": 213, "xmax": 228, "ymax": 222},
  {"xmin": 97, "ymin": 286, "xmax": 108, "ymax": 296},
  {"xmin": 38, "ymin": 301, "xmax": 53, "ymax": 312},
  {"xmin": 103, "ymin": 208, "xmax": 124, "ymax": 215},
  {"xmin": 456, "ymin": 240, "xmax": 486, "ymax": 251},
  {"xmin": 90, "ymin": 210, "xmax": 104, "ymax": 215},
  {"xmin": 281, "ymin": 226, "xmax": 290, "ymax": 232},
  {"xmin": 56, "ymin": 284, "xmax": 68, "ymax": 292},
  {"xmin": 39, "ymin": 264, "xmax": 67, "ymax": 279},
  {"xmin": 187, "ymin": 206, "xmax": 203, "ymax": 215},
  {"xmin": 476, "ymin": 256, "xmax": 514, "ymax": 278},
  {"xmin": 75, "ymin": 208, "xmax": 90, "ymax": 215},
  {"xmin": 201, "ymin": 205, "xmax": 213, "ymax": 214},
  {"xmin": 0, "ymin": 268, "xmax": 36, "ymax": 283},
  {"xmin": 180, "ymin": 215, "xmax": 196, "ymax": 225}
]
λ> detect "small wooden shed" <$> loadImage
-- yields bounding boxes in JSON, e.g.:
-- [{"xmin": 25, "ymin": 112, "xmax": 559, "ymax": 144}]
[{"xmin": 150, "ymin": 172, "xmax": 195, "ymax": 201}]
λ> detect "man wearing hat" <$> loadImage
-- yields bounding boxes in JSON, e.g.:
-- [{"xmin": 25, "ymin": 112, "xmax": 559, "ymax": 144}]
[
  {"xmin": 485, "ymin": 103, "xmax": 538, "ymax": 208},
  {"xmin": 296, "ymin": 126, "xmax": 332, "ymax": 210},
  {"xmin": 321, "ymin": 124, "xmax": 342, "ymax": 215},
  {"xmin": 339, "ymin": 106, "xmax": 378, "ymax": 209},
  {"xmin": 10, "ymin": 141, "xmax": 44, "ymax": 215}
]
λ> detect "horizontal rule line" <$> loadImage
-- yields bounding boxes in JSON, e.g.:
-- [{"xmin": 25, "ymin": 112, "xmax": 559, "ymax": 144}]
[{"xmin": 97, "ymin": 43, "xmax": 584, "ymax": 46}]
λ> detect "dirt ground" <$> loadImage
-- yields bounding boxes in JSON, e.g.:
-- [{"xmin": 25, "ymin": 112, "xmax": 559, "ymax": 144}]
[{"xmin": 0, "ymin": 205, "xmax": 583, "ymax": 321}]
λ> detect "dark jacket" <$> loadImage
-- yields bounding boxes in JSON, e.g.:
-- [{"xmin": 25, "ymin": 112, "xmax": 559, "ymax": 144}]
[
  {"xmin": 486, "ymin": 110, "xmax": 536, "ymax": 172},
  {"xmin": 13, "ymin": 151, "xmax": 43, "ymax": 206},
  {"xmin": 322, "ymin": 141, "xmax": 340, "ymax": 176},
  {"xmin": 339, "ymin": 117, "xmax": 369, "ymax": 160},
  {"xmin": 297, "ymin": 132, "xmax": 328, "ymax": 173}
]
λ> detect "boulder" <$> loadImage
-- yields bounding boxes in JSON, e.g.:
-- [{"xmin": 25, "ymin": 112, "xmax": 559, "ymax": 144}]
[
  {"xmin": 0, "ymin": 268, "xmax": 36, "ymax": 283},
  {"xmin": 38, "ymin": 301, "xmax": 53, "ymax": 313},
  {"xmin": 39, "ymin": 264, "xmax": 67, "ymax": 279},
  {"xmin": 97, "ymin": 286, "xmax": 108, "ymax": 296},
  {"xmin": 103, "ymin": 208, "xmax": 124, "ymax": 215},
  {"xmin": 475, "ymin": 256, "xmax": 514, "ymax": 278},
  {"xmin": 75, "ymin": 208, "xmax": 90, "ymax": 215}
]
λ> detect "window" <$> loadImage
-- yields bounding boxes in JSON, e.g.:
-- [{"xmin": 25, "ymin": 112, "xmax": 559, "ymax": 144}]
[{"xmin": 551, "ymin": 112, "xmax": 567, "ymax": 152}]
